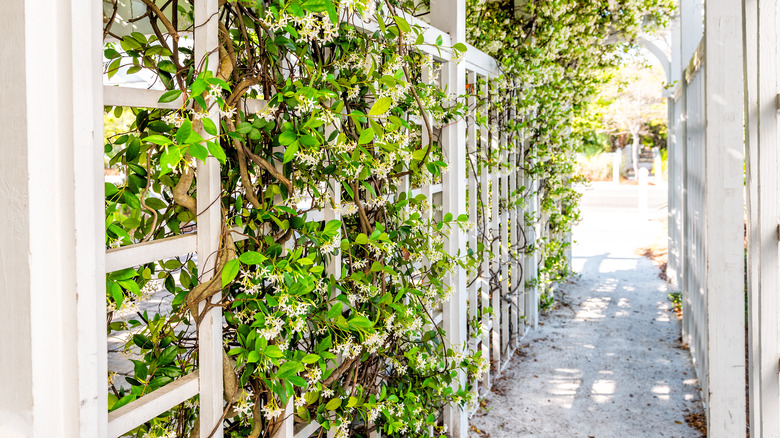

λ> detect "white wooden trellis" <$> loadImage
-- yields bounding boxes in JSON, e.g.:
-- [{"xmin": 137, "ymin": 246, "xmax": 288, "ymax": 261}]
[
  {"xmin": 101, "ymin": 1, "xmax": 226, "ymax": 436},
  {"xmin": 0, "ymin": 0, "xmax": 547, "ymax": 437}
]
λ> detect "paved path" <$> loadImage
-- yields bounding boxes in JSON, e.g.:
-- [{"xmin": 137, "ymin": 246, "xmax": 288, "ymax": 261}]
[{"xmin": 469, "ymin": 182, "xmax": 704, "ymax": 438}]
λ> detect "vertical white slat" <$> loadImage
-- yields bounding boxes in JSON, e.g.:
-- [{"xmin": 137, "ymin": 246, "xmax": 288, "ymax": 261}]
[
  {"xmin": 430, "ymin": 1, "xmax": 467, "ymax": 435},
  {"xmin": 499, "ymin": 96, "xmax": 510, "ymax": 359},
  {"xmin": 746, "ymin": 0, "xmax": 780, "ymax": 434},
  {"xmin": 508, "ymin": 84, "xmax": 521, "ymax": 346},
  {"xmin": 743, "ymin": 0, "xmax": 760, "ymax": 434},
  {"xmin": 489, "ymin": 82, "xmax": 501, "ymax": 370},
  {"xmin": 421, "ymin": 63, "xmax": 434, "ymax": 224},
  {"xmin": 0, "ymin": 0, "xmax": 105, "ymax": 436},
  {"xmin": 273, "ymin": 398, "xmax": 294, "ymax": 438},
  {"xmin": 467, "ymin": 71, "xmax": 479, "ymax": 389},
  {"xmin": 524, "ymin": 139, "xmax": 539, "ymax": 330},
  {"xmin": 479, "ymin": 76, "xmax": 492, "ymax": 390},
  {"xmin": 703, "ymin": 0, "xmax": 746, "ymax": 435},
  {"xmin": 194, "ymin": 1, "xmax": 224, "ymax": 436},
  {"xmin": 323, "ymin": 124, "xmax": 340, "ymax": 438},
  {"xmin": 76, "ymin": 0, "xmax": 108, "ymax": 434}
]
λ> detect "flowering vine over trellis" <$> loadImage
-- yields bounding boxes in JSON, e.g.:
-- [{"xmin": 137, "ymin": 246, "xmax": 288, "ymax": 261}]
[
  {"xmin": 101, "ymin": 0, "xmax": 672, "ymax": 437},
  {"xmin": 104, "ymin": 1, "xmax": 485, "ymax": 437}
]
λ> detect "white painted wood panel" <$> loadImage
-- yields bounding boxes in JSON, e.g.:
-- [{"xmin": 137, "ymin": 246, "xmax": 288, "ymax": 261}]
[
  {"xmin": 107, "ymin": 372, "xmax": 200, "ymax": 438},
  {"xmin": 105, "ymin": 233, "xmax": 197, "ymax": 272},
  {"xmin": 703, "ymin": 0, "xmax": 747, "ymax": 434}
]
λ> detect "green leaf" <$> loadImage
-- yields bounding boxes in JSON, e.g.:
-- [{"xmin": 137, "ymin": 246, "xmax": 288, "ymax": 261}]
[
  {"xmin": 247, "ymin": 351, "xmax": 261, "ymax": 363},
  {"xmin": 236, "ymin": 122, "xmax": 253, "ymax": 134},
  {"xmin": 453, "ymin": 42, "xmax": 468, "ymax": 52},
  {"xmin": 279, "ymin": 130, "xmax": 298, "ymax": 145},
  {"xmin": 358, "ymin": 127, "xmax": 375, "ymax": 145},
  {"xmin": 355, "ymin": 234, "xmax": 369, "ymax": 245},
  {"xmin": 176, "ymin": 120, "xmax": 193, "ymax": 145},
  {"xmin": 323, "ymin": 219, "xmax": 341, "ymax": 235},
  {"xmin": 145, "ymin": 197, "xmax": 167, "ymax": 210},
  {"xmin": 159, "ymin": 146, "xmax": 181, "ymax": 176},
  {"xmin": 283, "ymin": 141, "xmax": 299, "ymax": 164},
  {"xmin": 207, "ymin": 141, "xmax": 226, "ymax": 164},
  {"xmin": 118, "ymin": 279, "xmax": 140, "ymax": 296},
  {"xmin": 326, "ymin": 397, "xmax": 342, "ymax": 410},
  {"xmin": 105, "ymin": 183, "xmax": 119, "ymax": 198},
  {"xmin": 159, "ymin": 90, "xmax": 182, "ymax": 103},
  {"xmin": 289, "ymin": 376, "xmax": 308, "ymax": 387},
  {"xmin": 349, "ymin": 315, "xmax": 373, "ymax": 329},
  {"xmin": 239, "ymin": 251, "xmax": 267, "ymax": 265},
  {"xmin": 263, "ymin": 345, "xmax": 284, "ymax": 358},
  {"xmin": 368, "ymin": 97, "xmax": 392, "ymax": 116},
  {"xmin": 301, "ymin": 353, "xmax": 320, "ymax": 364},
  {"xmin": 158, "ymin": 61, "xmax": 177, "ymax": 74},
  {"xmin": 275, "ymin": 361, "xmax": 301, "ymax": 379},
  {"xmin": 122, "ymin": 191, "xmax": 141, "ymax": 210},
  {"xmin": 144, "ymin": 135, "xmax": 172, "ymax": 146},
  {"xmin": 188, "ymin": 143, "xmax": 209, "ymax": 162},
  {"xmin": 393, "ymin": 16, "xmax": 411, "ymax": 34},
  {"xmin": 302, "ymin": 0, "xmax": 330, "ymax": 12},
  {"xmin": 125, "ymin": 138, "xmax": 141, "ymax": 161},
  {"xmin": 158, "ymin": 345, "xmax": 178, "ymax": 365},
  {"xmin": 202, "ymin": 118, "xmax": 218, "ymax": 136},
  {"xmin": 221, "ymin": 259, "xmax": 240, "ymax": 287},
  {"xmin": 347, "ymin": 396, "xmax": 359, "ymax": 408}
]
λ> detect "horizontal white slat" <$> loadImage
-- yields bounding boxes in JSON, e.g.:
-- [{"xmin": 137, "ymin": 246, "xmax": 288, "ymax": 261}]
[
  {"xmin": 352, "ymin": 10, "xmax": 452, "ymax": 62},
  {"xmin": 104, "ymin": 86, "xmax": 185, "ymax": 109},
  {"xmin": 464, "ymin": 44, "xmax": 501, "ymax": 77},
  {"xmin": 108, "ymin": 371, "xmax": 199, "ymax": 438},
  {"xmin": 106, "ymin": 233, "xmax": 197, "ymax": 272},
  {"xmin": 410, "ymin": 184, "xmax": 443, "ymax": 198},
  {"xmin": 105, "ymin": 86, "xmax": 269, "ymax": 115},
  {"xmin": 294, "ymin": 420, "xmax": 321, "ymax": 438}
]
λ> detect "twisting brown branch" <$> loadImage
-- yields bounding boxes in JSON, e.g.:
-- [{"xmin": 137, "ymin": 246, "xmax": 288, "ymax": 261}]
[
  {"xmin": 224, "ymin": 118, "xmax": 262, "ymax": 209},
  {"xmin": 243, "ymin": 146, "xmax": 294, "ymax": 193},
  {"xmin": 172, "ymin": 156, "xmax": 197, "ymax": 215},
  {"xmin": 140, "ymin": 148, "xmax": 160, "ymax": 242},
  {"xmin": 140, "ymin": 0, "xmax": 179, "ymax": 40}
]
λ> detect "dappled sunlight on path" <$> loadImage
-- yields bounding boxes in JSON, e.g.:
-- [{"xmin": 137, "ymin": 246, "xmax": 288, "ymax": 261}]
[{"xmin": 469, "ymin": 182, "xmax": 704, "ymax": 438}]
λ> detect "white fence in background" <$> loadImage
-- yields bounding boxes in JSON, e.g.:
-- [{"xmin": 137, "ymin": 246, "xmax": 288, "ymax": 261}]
[{"xmin": 667, "ymin": 0, "xmax": 746, "ymax": 436}]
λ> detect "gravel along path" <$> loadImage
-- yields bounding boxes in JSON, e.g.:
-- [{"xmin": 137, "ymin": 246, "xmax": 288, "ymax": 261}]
[{"xmin": 469, "ymin": 182, "xmax": 705, "ymax": 438}]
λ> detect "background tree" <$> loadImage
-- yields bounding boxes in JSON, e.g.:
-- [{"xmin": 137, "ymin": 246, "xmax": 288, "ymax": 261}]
[{"xmin": 596, "ymin": 60, "xmax": 667, "ymax": 176}]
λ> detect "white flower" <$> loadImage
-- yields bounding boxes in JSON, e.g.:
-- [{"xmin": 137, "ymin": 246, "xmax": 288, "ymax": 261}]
[{"xmin": 256, "ymin": 104, "xmax": 277, "ymax": 122}]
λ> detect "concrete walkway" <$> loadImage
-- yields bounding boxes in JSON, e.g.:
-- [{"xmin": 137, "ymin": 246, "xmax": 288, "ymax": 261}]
[{"xmin": 469, "ymin": 182, "xmax": 705, "ymax": 438}]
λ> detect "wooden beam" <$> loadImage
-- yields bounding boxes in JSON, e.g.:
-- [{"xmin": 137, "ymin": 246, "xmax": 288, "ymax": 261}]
[
  {"xmin": 745, "ymin": 0, "xmax": 780, "ymax": 434},
  {"xmin": 703, "ymin": 0, "xmax": 746, "ymax": 434},
  {"xmin": 105, "ymin": 233, "xmax": 197, "ymax": 272},
  {"xmin": 107, "ymin": 372, "xmax": 199, "ymax": 438}
]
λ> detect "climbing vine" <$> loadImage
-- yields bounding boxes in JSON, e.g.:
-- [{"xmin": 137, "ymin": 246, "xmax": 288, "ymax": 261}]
[
  {"xmin": 461, "ymin": 0, "xmax": 674, "ymax": 290},
  {"xmin": 104, "ymin": 1, "xmax": 482, "ymax": 437},
  {"xmin": 102, "ymin": 0, "xmax": 673, "ymax": 437}
]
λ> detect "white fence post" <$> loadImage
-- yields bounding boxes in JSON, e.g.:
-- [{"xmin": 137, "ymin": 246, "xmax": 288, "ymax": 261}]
[
  {"xmin": 479, "ymin": 76, "xmax": 492, "ymax": 391},
  {"xmin": 702, "ymin": 0, "xmax": 746, "ymax": 434},
  {"xmin": 638, "ymin": 168, "xmax": 649, "ymax": 221},
  {"xmin": 744, "ymin": 0, "xmax": 780, "ymax": 434},
  {"xmin": 0, "ymin": 0, "xmax": 105, "ymax": 436},
  {"xmin": 612, "ymin": 152, "xmax": 620, "ymax": 184},
  {"xmin": 194, "ymin": 1, "xmax": 225, "ymax": 436},
  {"xmin": 430, "ymin": 1, "xmax": 468, "ymax": 436}
]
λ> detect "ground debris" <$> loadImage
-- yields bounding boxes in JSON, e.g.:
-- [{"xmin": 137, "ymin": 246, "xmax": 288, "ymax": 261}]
[{"xmin": 684, "ymin": 412, "xmax": 707, "ymax": 437}]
